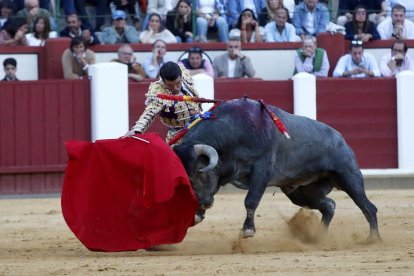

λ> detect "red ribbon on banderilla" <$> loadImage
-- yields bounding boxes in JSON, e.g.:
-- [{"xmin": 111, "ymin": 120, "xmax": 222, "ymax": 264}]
[{"xmin": 156, "ymin": 94, "xmax": 291, "ymax": 143}]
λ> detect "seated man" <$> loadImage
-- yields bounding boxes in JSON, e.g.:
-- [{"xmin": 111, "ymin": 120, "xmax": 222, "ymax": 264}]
[
  {"xmin": 16, "ymin": 0, "xmax": 56, "ymax": 32},
  {"xmin": 377, "ymin": 4, "xmax": 414, "ymax": 40},
  {"xmin": 379, "ymin": 39, "xmax": 414, "ymax": 77},
  {"xmin": 100, "ymin": 10, "xmax": 140, "ymax": 44},
  {"xmin": 0, "ymin": 0, "xmax": 14, "ymax": 30},
  {"xmin": 60, "ymin": 13, "xmax": 100, "ymax": 46},
  {"xmin": 333, "ymin": 40, "xmax": 380, "ymax": 78},
  {"xmin": 112, "ymin": 44, "xmax": 146, "ymax": 81},
  {"xmin": 386, "ymin": 0, "xmax": 414, "ymax": 23},
  {"xmin": 294, "ymin": 35, "xmax": 329, "ymax": 77},
  {"xmin": 292, "ymin": 0, "xmax": 329, "ymax": 40},
  {"xmin": 265, "ymin": 7, "xmax": 300, "ymax": 42},
  {"xmin": 212, "ymin": 37, "xmax": 256, "ymax": 78},
  {"xmin": 179, "ymin": 46, "xmax": 214, "ymax": 77},
  {"xmin": 2, "ymin": 57, "xmax": 19, "ymax": 81}
]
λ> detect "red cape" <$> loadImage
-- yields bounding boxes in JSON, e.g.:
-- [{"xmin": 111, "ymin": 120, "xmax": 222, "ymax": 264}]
[{"xmin": 61, "ymin": 133, "xmax": 198, "ymax": 252}]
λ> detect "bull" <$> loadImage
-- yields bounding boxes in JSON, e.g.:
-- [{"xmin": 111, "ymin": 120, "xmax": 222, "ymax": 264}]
[{"xmin": 173, "ymin": 98, "xmax": 380, "ymax": 241}]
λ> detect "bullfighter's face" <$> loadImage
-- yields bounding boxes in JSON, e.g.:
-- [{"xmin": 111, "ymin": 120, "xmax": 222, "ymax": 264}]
[{"xmin": 163, "ymin": 76, "xmax": 182, "ymax": 94}]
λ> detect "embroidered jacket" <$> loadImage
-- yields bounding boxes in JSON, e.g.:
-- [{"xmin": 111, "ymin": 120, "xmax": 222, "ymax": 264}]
[{"xmin": 131, "ymin": 66, "xmax": 201, "ymax": 135}]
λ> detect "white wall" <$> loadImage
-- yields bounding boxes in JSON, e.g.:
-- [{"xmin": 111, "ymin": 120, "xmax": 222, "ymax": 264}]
[
  {"xmin": 95, "ymin": 49, "xmax": 298, "ymax": 81},
  {"xmin": 0, "ymin": 54, "xmax": 39, "ymax": 80},
  {"xmin": 95, "ymin": 48, "xmax": 414, "ymax": 81}
]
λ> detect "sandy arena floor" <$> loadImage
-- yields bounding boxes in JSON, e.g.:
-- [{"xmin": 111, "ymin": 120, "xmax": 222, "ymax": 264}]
[{"xmin": 1, "ymin": 189, "xmax": 414, "ymax": 275}]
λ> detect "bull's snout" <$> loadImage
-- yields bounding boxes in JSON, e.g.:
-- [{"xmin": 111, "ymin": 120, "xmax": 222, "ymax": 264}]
[
  {"xmin": 195, "ymin": 193, "xmax": 214, "ymax": 210},
  {"xmin": 199, "ymin": 203, "xmax": 212, "ymax": 210}
]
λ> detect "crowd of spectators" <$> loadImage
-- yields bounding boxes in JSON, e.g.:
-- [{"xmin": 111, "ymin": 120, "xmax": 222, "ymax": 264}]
[
  {"xmin": 1, "ymin": 0, "xmax": 414, "ymax": 81},
  {"xmin": 0, "ymin": 1, "xmax": 414, "ymax": 44}
]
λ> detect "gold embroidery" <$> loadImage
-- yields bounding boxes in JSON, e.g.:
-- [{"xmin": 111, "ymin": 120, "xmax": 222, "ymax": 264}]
[{"xmin": 131, "ymin": 66, "xmax": 201, "ymax": 134}]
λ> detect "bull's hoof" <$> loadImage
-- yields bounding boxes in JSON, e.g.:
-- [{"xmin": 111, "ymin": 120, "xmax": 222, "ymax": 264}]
[
  {"xmin": 367, "ymin": 231, "xmax": 382, "ymax": 243},
  {"xmin": 194, "ymin": 214, "xmax": 203, "ymax": 224},
  {"xmin": 241, "ymin": 229, "xmax": 255, "ymax": 239}
]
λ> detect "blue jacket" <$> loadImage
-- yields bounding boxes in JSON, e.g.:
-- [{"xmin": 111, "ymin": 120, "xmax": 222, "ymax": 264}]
[
  {"xmin": 100, "ymin": 26, "xmax": 140, "ymax": 45},
  {"xmin": 292, "ymin": 2, "xmax": 329, "ymax": 36}
]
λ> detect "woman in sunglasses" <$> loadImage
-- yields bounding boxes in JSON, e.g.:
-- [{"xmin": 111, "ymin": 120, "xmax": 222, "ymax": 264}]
[
  {"xmin": 179, "ymin": 47, "xmax": 214, "ymax": 77},
  {"xmin": 344, "ymin": 5, "xmax": 380, "ymax": 42}
]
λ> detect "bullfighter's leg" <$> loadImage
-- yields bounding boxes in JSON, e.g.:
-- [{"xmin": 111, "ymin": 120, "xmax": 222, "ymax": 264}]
[
  {"xmin": 335, "ymin": 171, "xmax": 381, "ymax": 241},
  {"xmin": 281, "ymin": 179, "xmax": 335, "ymax": 229}
]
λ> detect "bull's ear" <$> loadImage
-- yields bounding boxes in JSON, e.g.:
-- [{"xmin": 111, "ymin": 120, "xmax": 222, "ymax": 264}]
[{"xmin": 194, "ymin": 144, "xmax": 218, "ymax": 172}]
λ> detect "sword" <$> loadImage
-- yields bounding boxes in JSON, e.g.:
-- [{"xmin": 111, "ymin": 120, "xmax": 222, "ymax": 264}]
[{"xmin": 131, "ymin": 136, "xmax": 150, "ymax": 143}]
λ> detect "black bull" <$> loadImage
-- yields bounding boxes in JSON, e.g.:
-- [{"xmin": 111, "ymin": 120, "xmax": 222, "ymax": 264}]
[{"xmin": 173, "ymin": 98, "xmax": 380, "ymax": 241}]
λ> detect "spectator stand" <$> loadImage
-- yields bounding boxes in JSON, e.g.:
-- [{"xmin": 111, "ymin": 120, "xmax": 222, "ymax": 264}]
[{"xmin": 2, "ymin": 35, "xmax": 414, "ymax": 81}]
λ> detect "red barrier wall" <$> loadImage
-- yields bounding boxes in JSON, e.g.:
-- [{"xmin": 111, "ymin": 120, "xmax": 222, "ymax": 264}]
[
  {"xmin": 0, "ymin": 80, "xmax": 90, "ymax": 194},
  {"xmin": 0, "ymin": 78, "xmax": 397, "ymax": 194},
  {"xmin": 317, "ymin": 78, "xmax": 397, "ymax": 168}
]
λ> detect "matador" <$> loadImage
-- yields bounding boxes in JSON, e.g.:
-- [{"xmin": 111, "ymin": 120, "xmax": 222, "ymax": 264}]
[{"xmin": 126, "ymin": 61, "xmax": 202, "ymax": 141}]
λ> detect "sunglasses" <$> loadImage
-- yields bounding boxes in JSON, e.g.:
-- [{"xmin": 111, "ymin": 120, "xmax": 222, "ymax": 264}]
[
  {"xmin": 351, "ymin": 40, "xmax": 363, "ymax": 45},
  {"xmin": 189, "ymin": 47, "xmax": 202, "ymax": 53}
]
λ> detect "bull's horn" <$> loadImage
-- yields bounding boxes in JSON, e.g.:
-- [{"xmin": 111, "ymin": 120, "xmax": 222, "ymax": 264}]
[{"xmin": 194, "ymin": 144, "xmax": 218, "ymax": 172}]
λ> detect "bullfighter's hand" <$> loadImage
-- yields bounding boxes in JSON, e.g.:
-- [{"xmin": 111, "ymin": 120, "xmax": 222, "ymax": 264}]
[{"xmin": 122, "ymin": 130, "xmax": 137, "ymax": 138}]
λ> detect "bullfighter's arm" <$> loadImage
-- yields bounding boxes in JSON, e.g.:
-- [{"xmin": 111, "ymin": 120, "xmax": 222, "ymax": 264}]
[{"xmin": 131, "ymin": 97, "xmax": 164, "ymax": 134}]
